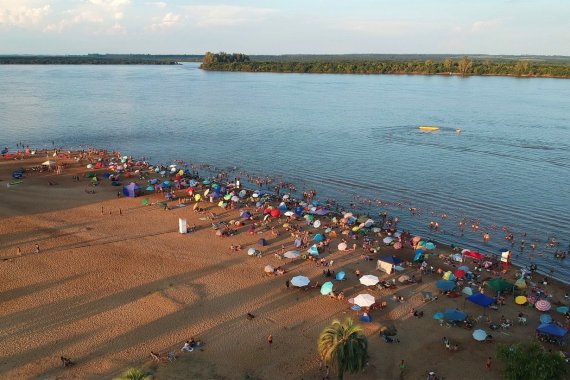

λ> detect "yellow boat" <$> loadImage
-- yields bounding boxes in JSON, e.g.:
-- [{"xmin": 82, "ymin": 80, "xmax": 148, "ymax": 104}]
[{"xmin": 419, "ymin": 125, "xmax": 440, "ymax": 131}]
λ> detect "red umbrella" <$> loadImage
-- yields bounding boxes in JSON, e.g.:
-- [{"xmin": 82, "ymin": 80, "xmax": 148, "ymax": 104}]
[
  {"xmin": 453, "ymin": 269, "xmax": 466, "ymax": 279},
  {"xmin": 270, "ymin": 208, "xmax": 281, "ymax": 217}
]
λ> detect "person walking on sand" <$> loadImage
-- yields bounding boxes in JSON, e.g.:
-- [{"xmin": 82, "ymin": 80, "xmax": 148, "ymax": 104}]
[
  {"xmin": 486, "ymin": 356, "xmax": 492, "ymax": 370},
  {"xmin": 17, "ymin": 247, "xmax": 21, "ymax": 256},
  {"xmin": 34, "ymin": 244, "xmax": 40, "ymax": 254}
]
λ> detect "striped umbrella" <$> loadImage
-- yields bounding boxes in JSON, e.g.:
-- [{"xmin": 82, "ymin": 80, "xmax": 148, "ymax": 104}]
[
  {"xmin": 527, "ymin": 295, "xmax": 537, "ymax": 305},
  {"xmin": 535, "ymin": 299, "xmax": 551, "ymax": 312}
]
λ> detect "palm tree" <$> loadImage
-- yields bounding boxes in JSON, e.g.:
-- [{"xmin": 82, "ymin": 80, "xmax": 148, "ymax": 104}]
[
  {"xmin": 113, "ymin": 367, "xmax": 151, "ymax": 380},
  {"xmin": 318, "ymin": 318, "xmax": 368, "ymax": 380}
]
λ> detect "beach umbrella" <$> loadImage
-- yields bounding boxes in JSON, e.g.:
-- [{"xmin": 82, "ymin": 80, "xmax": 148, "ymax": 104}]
[
  {"xmin": 145, "ymin": 186, "xmax": 154, "ymax": 191},
  {"xmin": 514, "ymin": 278, "xmax": 527, "ymax": 289},
  {"xmin": 515, "ymin": 296, "xmax": 527, "ymax": 305},
  {"xmin": 443, "ymin": 308, "xmax": 467, "ymax": 322},
  {"xmin": 291, "ymin": 276, "xmax": 310, "ymax": 287},
  {"xmin": 425, "ymin": 242, "xmax": 436, "ymax": 250},
  {"xmin": 383, "ymin": 237, "xmax": 393, "ymax": 244},
  {"xmin": 247, "ymin": 248, "xmax": 258, "ymax": 256},
  {"xmin": 354, "ymin": 294, "xmax": 375, "ymax": 307},
  {"xmin": 344, "ymin": 212, "xmax": 353, "ymax": 218},
  {"xmin": 527, "ymin": 295, "xmax": 537, "ymax": 305},
  {"xmin": 308, "ymin": 245, "xmax": 319, "ymax": 256},
  {"xmin": 458, "ymin": 265, "xmax": 470, "ymax": 272},
  {"xmin": 86, "ymin": 164, "xmax": 93, "ymax": 169},
  {"xmin": 141, "ymin": 198, "xmax": 150, "ymax": 205},
  {"xmin": 314, "ymin": 233, "xmax": 324, "ymax": 242},
  {"xmin": 216, "ymin": 230, "xmax": 223, "ymax": 236},
  {"xmin": 372, "ymin": 227, "xmax": 382, "ymax": 233},
  {"xmin": 241, "ymin": 211, "xmax": 251, "ymax": 219},
  {"xmin": 337, "ymin": 242, "xmax": 348, "ymax": 251},
  {"xmin": 393, "ymin": 231, "xmax": 402, "ymax": 237},
  {"xmin": 284, "ymin": 211, "xmax": 294, "ymax": 217},
  {"xmin": 223, "ymin": 194, "xmax": 231, "ymax": 201},
  {"xmin": 270, "ymin": 209, "xmax": 281, "ymax": 217},
  {"xmin": 231, "ymin": 195, "xmax": 239, "ymax": 202},
  {"xmin": 436, "ymin": 280, "xmax": 456, "ymax": 291},
  {"xmin": 472, "ymin": 329, "xmax": 487, "ymax": 341},
  {"xmin": 252, "ymin": 193, "xmax": 259, "ymax": 198},
  {"xmin": 535, "ymin": 299, "xmax": 551, "ymax": 311},
  {"xmin": 335, "ymin": 271, "xmax": 346, "ymax": 281},
  {"xmin": 279, "ymin": 202, "xmax": 287, "ymax": 211},
  {"xmin": 398, "ymin": 275, "xmax": 410, "ymax": 283},
  {"xmin": 202, "ymin": 180, "xmax": 210, "ymax": 185},
  {"xmin": 364, "ymin": 219, "xmax": 374, "ymax": 228},
  {"xmin": 282, "ymin": 194, "xmax": 289, "ymax": 200},
  {"xmin": 442, "ymin": 271, "xmax": 455, "ymax": 281},
  {"xmin": 264, "ymin": 265, "xmax": 275, "ymax": 273},
  {"xmin": 321, "ymin": 281, "xmax": 334, "ymax": 295},
  {"xmin": 393, "ymin": 242, "xmax": 402, "ymax": 250},
  {"xmin": 417, "ymin": 240, "xmax": 426, "ymax": 247},
  {"xmin": 284, "ymin": 250, "xmax": 300, "ymax": 259},
  {"xmin": 313, "ymin": 220, "xmax": 321, "ymax": 228},
  {"xmin": 540, "ymin": 314, "xmax": 553, "ymax": 324},
  {"xmin": 282, "ymin": 223, "xmax": 290, "ymax": 228},
  {"xmin": 194, "ymin": 194, "xmax": 201, "ymax": 201},
  {"xmin": 462, "ymin": 287, "xmax": 474, "ymax": 296},
  {"xmin": 239, "ymin": 189, "xmax": 246, "ymax": 198},
  {"xmin": 556, "ymin": 306, "xmax": 569, "ymax": 314},
  {"xmin": 359, "ymin": 275, "xmax": 380, "ymax": 286},
  {"xmin": 453, "ymin": 269, "xmax": 466, "ymax": 279},
  {"xmin": 433, "ymin": 312, "xmax": 444, "ymax": 320},
  {"xmin": 487, "ymin": 278, "xmax": 514, "ymax": 293}
]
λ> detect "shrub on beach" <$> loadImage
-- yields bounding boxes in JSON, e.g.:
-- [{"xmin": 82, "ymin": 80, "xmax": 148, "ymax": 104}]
[
  {"xmin": 114, "ymin": 367, "xmax": 152, "ymax": 380},
  {"xmin": 496, "ymin": 342, "xmax": 567, "ymax": 380}
]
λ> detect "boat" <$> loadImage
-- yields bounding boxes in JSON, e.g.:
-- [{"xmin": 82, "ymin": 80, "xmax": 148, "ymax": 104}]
[{"xmin": 419, "ymin": 125, "xmax": 440, "ymax": 132}]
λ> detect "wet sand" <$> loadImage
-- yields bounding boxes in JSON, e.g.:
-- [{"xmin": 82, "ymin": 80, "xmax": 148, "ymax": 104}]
[{"xmin": 0, "ymin": 153, "xmax": 568, "ymax": 379}]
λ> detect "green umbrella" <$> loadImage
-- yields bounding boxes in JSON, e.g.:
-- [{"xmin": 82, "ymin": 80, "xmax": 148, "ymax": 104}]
[
  {"xmin": 487, "ymin": 278, "xmax": 514, "ymax": 293},
  {"xmin": 224, "ymin": 194, "xmax": 232, "ymax": 200},
  {"xmin": 141, "ymin": 198, "xmax": 149, "ymax": 205},
  {"xmin": 320, "ymin": 281, "xmax": 334, "ymax": 295}
]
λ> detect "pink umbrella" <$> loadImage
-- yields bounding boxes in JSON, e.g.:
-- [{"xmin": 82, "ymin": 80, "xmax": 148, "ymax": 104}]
[
  {"xmin": 535, "ymin": 299, "xmax": 551, "ymax": 311},
  {"xmin": 527, "ymin": 295, "xmax": 537, "ymax": 305},
  {"xmin": 393, "ymin": 242, "xmax": 402, "ymax": 250}
]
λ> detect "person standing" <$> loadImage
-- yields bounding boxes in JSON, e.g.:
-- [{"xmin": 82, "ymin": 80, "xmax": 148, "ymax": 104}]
[
  {"xmin": 285, "ymin": 280, "xmax": 290, "ymax": 289},
  {"xmin": 486, "ymin": 356, "xmax": 492, "ymax": 370},
  {"xmin": 17, "ymin": 247, "xmax": 21, "ymax": 256},
  {"xmin": 34, "ymin": 244, "xmax": 40, "ymax": 254}
]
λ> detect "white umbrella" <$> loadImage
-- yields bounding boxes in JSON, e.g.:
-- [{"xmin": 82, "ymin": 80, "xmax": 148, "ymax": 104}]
[
  {"xmin": 284, "ymin": 211, "xmax": 294, "ymax": 217},
  {"xmin": 247, "ymin": 248, "xmax": 258, "ymax": 256},
  {"xmin": 359, "ymin": 275, "xmax": 380, "ymax": 286},
  {"xmin": 393, "ymin": 231, "xmax": 402, "ymax": 237},
  {"xmin": 354, "ymin": 294, "xmax": 375, "ymax": 307},
  {"xmin": 284, "ymin": 250, "xmax": 300, "ymax": 259},
  {"xmin": 472, "ymin": 329, "xmax": 487, "ymax": 341},
  {"xmin": 398, "ymin": 275, "xmax": 410, "ymax": 283},
  {"xmin": 291, "ymin": 276, "xmax": 310, "ymax": 287},
  {"xmin": 383, "ymin": 237, "xmax": 394, "ymax": 244},
  {"xmin": 264, "ymin": 265, "xmax": 275, "ymax": 273},
  {"xmin": 372, "ymin": 227, "xmax": 382, "ymax": 233},
  {"xmin": 313, "ymin": 220, "xmax": 321, "ymax": 228},
  {"xmin": 282, "ymin": 194, "xmax": 289, "ymax": 200},
  {"xmin": 338, "ymin": 242, "xmax": 348, "ymax": 251},
  {"xmin": 364, "ymin": 219, "xmax": 375, "ymax": 228}
]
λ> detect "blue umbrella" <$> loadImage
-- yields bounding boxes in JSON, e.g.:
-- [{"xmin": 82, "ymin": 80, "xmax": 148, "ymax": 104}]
[
  {"xmin": 556, "ymin": 306, "xmax": 569, "ymax": 314},
  {"xmin": 146, "ymin": 186, "xmax": 154, "ymax": 191},
  {"xmin": 443, "ymin": 308, "xmax": 467, "ymax": 321},
  {"xmin": 425, "ymin": 242, "xmax": 436, "ymax": 250},
  {"xmin": 540, "ymin": 314, "xmax": 553, "ymax": 324},
  {"xmin": 202, "ymin": 180, "xmax": 210, "ymax": 185},
  {"xmin": 241, "ymin": 211, "xmax": 251, "ymax": 219},
  {"xmin": 335, "ymin": 271, "xmax": 346, "ymax": 281},
  {"xmin": 320, "ymin": 281, "xmax": 334, "ymax": 295},
  {"xmin": 149, "ymin": 178, "xmax": 158, "ymax": 184},
  {"xmin": 163, "ymin": 180, "xmax": 171, "ymax": 186},
  {"xmin": 436, "ymin": 280, "xmax": 456, "ymax": 291},
  {"xmin": 433, "ymin": 312, "xmax": 444, "ymax": 320},
  {"xmin": 308, "ymin": 245, "xmax": 319, "ymax": 256},
  {"xmin": 314, "ymin": 233, "xmax": 324, "ymax": 242}
]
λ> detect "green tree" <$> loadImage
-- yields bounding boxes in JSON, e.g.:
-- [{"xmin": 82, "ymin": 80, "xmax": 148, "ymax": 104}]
[
  {"xmin": 496, "ymin": 343, "xmax": 567, "ymax": 380},
  {"xmin": 113, "ymin": 367, "xmax": 151, "ymax": 380},
  {"xmin": 443, "ymin": 58, "xmax": 453, "ymax": 72},
  {"xmin": 424, "ymin": 59, "xmax": 434, "ymax": 74},
  {"xmin": 318, "ymin": 318, "xmax": 368, "ymax": 380},
  {"xmin": 458, "ymin": 56, "xmax": 473, "ymax": 75},
  {"xmin": 514, "ymin": 60, "xmax": 531, "ymax": 76}
]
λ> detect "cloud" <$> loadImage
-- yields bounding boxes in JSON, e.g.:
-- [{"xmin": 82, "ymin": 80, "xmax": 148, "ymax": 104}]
[
  {"xmin": 184, "ymin": 5, "xmax": 275, "ymax": 27},
  {"xmin": 145, "ymin": 1, "xmax": 167, "ymax": 8},
  {"xmin": 471, "ymin": 19, "xmax": 502, "ymax": 33},
  {"xmin": 0, "ymin": 3, "xmax": 50, "ymax": 27},
  {"xmin": 43, "ymin": 0, "xmax": 130, "ymax": 33},
  {"xmin": 149, "ymin": 12, "xmax": 181, "ymax": 31}
]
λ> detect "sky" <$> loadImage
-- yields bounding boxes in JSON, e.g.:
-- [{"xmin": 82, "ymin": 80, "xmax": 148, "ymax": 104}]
[{"xmin": 0, "ymin": 0, "xmax": 569, "ymax": 55}]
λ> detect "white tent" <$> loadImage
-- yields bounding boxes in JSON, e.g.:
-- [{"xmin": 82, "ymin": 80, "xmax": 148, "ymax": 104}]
[{"xmin": 42, "ymin": 160, "xmax": 56, "ymax": 166}]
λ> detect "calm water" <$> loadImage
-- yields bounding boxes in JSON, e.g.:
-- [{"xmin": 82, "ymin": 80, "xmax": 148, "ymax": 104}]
[{"xmin": 1, "ymin": 63, "xmax": 569, "ymax": 282}]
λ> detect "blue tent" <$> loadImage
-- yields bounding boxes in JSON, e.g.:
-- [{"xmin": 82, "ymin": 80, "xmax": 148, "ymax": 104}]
[
  {"xmin": 308, "ymin": 244, "xmax": 319, "ymax": 256},
  {"xmin": 122, "ymin": 182, "xmax": 141, "ymax": 197},
  {"xmin": 436, "ymin": 280, "xmax": 456, "ymax": 291},
  {"xmin": 443, "ymin": 308, "xmax": 467, "ymax": 321},
  {"xmin": 314, "ymin": 233, "xmax": 324, "ymax": 242},
  {"xmin": 467, "ymin": 293, "xmax": 496, "ymax": 308},
  {"xmin": 536, "ymin": 323, "xmax": 568, "ymax": 337}
]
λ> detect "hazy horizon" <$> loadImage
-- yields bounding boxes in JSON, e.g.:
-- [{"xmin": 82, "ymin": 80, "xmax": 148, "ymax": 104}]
[{"xmin": 1, "ymin": 1, "xmax": 569, "ymax": 55}]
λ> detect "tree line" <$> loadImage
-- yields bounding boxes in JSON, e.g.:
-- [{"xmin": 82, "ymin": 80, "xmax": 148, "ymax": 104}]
[{"xmin": 201, "ymin": 52, "xmax": 570, "ymax": 78}]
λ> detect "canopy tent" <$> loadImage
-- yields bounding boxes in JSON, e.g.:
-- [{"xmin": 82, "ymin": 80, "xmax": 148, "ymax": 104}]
[
  {"xmin": 536, "ymin": 323, "xmax": 568, "ymax": 337},
  {"xmin": 463, "ymin": 251, "xmax": 485, "ymax": 260},
  {"xmin": 42, "ymin": 160, "xmax": 56, "ymax": 166},
  {"xmin": 436, "ymin": 280, "xmax": 456, "ymax": 291},
  {"xmin": 122, "ymin": 182, "xmax": 141, "ymax": 197},
  {"xmin": 467, "ymin": 293, "xmax": 497, "ymax": 308},
  {"xmin": 376, "ymin": 255, "xmax": 403, "ymax": 274}
]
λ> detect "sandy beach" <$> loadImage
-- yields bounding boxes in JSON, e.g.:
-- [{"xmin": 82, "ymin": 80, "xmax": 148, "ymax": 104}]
[{"xmin": 1, "ymin": 152, "xmax": 568, "ymax": 380}]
